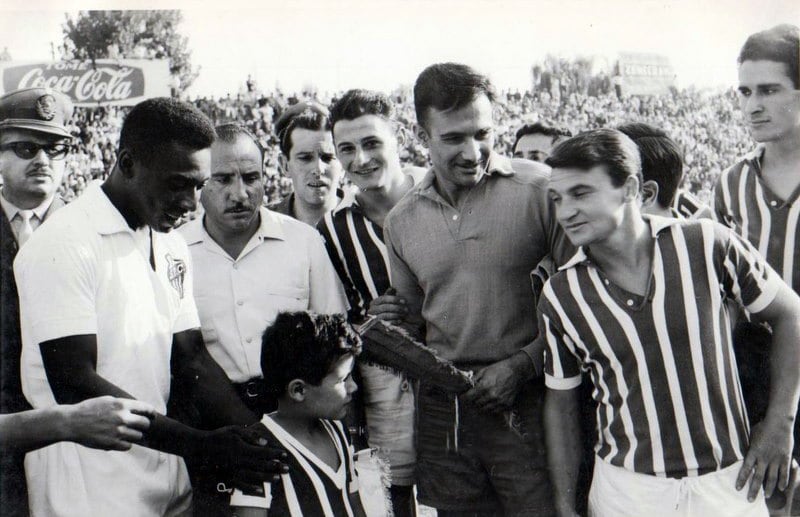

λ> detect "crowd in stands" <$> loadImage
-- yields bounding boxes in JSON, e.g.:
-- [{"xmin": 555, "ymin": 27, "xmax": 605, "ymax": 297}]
[{"xmin": 55, "ymin": 58, "xmax": 753, "ymax": 206}]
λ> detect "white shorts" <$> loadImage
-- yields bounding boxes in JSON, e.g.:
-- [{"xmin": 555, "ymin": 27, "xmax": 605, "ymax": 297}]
[{"xmin": 588, "ymin": 457, "xmax": 768, "ymax": 517}]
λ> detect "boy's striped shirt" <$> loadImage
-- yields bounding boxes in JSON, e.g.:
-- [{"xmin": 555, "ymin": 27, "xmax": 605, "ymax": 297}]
[
  {"xmin": 231, "ymin": 416, "xmax": 359, "ymax": 516},
  {"xmin": 540, "ymin": 216, "xmax": 781, "ymax": 478}
]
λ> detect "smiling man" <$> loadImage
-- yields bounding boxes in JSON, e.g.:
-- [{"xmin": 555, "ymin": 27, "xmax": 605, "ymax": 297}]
[
  {"xmin": 383, "ymin": 63, "xmax": 571, "ymax": 516},
  {"xmin": 15, "ymin": 100, "xmax": 288, "ymax": 516},
  {"xmin": 541, "ymin": 129, "xmax": 800, "ymax": 517}
]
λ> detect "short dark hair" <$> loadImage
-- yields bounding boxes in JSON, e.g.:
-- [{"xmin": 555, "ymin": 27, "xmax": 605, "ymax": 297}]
[
  {"xmin": 215, "ymin": 123, "xmax": 265, "ymax": 164},
  {"xmin": 119, "ymin": 97, "xmax": 215, "ymax": 166},
  {"xmin": 413, "ymin": 63, "xmax": 496, "ymax": 129},
  {"xmin": 617, "ymin": 122, "xmax": 683, "ymax": 207},
  {"xmin": 738, "ymin": 24, "xmax": 800, "ymax": 88},
  {"xmin": 513, "ymin": 122, "xmax": 573, "ymax": 153},
  {"xmin": 330, "ymin": 89, "xmax": 396, "ymax": 128},
  {"xmin": 545, "ymin": 128, "xmax": 642, "ymax": 188},
  {"xmin": 261, "ymin": 312, "xmax": 361, "ymax": 398},
  {"xmin": 274, "ymin": 101, "xmax": 332, "ymax": 156}
]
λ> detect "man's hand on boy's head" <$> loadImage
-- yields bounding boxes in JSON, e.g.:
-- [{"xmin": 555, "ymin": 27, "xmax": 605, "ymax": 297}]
[{"xmin": 195, "ymin": 424, "xmax": 289, "ymax": 490}]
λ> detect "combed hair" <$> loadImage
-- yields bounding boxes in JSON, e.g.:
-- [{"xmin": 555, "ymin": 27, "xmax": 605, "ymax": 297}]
[
  {"xmin": 274, "ymin": 101, "xmax": 331, "ymax": 156},
  {"xmin": 261, "ymin": 312, "xmax": 361, "ymax": 397},
  {"xmin": 739, "ymin": 24, "xmax": 800, "ymax": 88},
  {"xmin": 617, "ymin": 122, "xmax": 683, "ymax": 207},
  {"xmin": 546, "ymin": 128, "xmax": 642, "ymax": 188},
  {"xmin": 513, "ymin": 122, "xmax": 573, "ymax": 153},
  {"xmin": 119, "ymin": 97, "xmax": 215, "ymax": 166},
  {"xmin": 215, "ymin": 122, "xmax": 265, "ymax": 163},
  {"xmin": 413, "ymin": 63, "xmax": 496, "ymax": 129},
  {"xmin": 330, "ymin": 89, "xmax": 396, "ymax": 127}
]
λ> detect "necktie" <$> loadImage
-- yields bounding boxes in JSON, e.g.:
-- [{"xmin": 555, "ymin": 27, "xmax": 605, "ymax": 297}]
[{"xmin": 17, "ymin": 210, "xmax": 34, "ymax": 247}]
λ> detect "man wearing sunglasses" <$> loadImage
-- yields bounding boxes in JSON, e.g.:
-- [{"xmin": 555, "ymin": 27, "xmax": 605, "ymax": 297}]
[{"xmin": 0, "ymin": 86, "xmax": 73, "ymax": 515}]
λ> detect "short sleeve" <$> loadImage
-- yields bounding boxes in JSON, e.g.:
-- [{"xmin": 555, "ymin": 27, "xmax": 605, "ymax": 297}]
[
  {"xmin": 537, "ymin": 281, "xmax": 582, "ymax": 390},
  {"xmin": 14, "ymin": 234, "xmax": 98, "ymax": 345},
  {"xmin": 716, "ymin": 222, "xmax": 781, "ymax": 314}
]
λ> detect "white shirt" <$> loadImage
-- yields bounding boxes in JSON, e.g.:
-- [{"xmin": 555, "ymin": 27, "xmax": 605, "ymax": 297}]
[
  {"xmin": 14, "ymin": 183, "xmax": 196, "ymax": 516},
  {"xmin": 181, "ymin": 207, "xmax": 348, "ymax": 382}
]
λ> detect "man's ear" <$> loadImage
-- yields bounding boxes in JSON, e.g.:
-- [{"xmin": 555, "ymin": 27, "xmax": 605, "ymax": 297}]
[
  {"xmin": 623, "ymin": 175, "xmax": 641, "ymax": 202},
  {"xmin": 117, "ymin": 149, "xmax": 135, "ymax": 179},
  {"xmin": 395, "ymin": 124, "xmax": 409, "ymax": 148},
  {"xmin": 287, "ymin": 379, "xmax": 306, "ymax": 402},
  {"xmin": 414, "ymin": 123, "xmax": 429, "ymax": 149},
  {"xmin": 641, "ymin": 180, "xmax": 660, "ymax": 208}
]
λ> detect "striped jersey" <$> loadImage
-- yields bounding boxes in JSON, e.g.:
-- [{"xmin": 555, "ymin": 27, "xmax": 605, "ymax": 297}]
[
  {"xmin": 714, "ymin": 145, "xmax": 800, "ymax": 293},
  {"xmin": 230, "ymin": 416, "xmax": 360, "ymax": 516},
  {"xmin": 672, "ymin": 189, "xmax": 714, "ymax": 220},
  {"xmin": 317, "ymin": 189, "xmax": 391, "ymax": 323},
  {"xmin": 539, "ymin": 216, "xmax": 782, "ymax": 478}
]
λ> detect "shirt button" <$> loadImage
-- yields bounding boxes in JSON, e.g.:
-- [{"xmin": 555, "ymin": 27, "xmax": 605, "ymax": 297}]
[
  {"xmin": 237, "ymin": 300, "xmax": 244, "ymax": 306},
  {"xmin": 604, "ymin": 279, "xmax": 610, "ymax": 285},
  {"xmin": 246, "ymin": 337, "xmax": 252, "ymax": 343},
  {"xmin": 452, "ymin": 214, "xmax": 458, "ymax": 221},
  {"xmin": 770, "ymin": 200, "xmax": 777, "ymax": 207},
  {"xmin": 626, "ymin": 299, "xmax": 634, "ymax": 307},
  {"xmin": 233, "ymin": 263, "xmax": 239, "ymax": 270}
]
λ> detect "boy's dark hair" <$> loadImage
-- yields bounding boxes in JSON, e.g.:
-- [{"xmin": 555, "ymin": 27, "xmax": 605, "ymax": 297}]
[
  {"xmin": 513, "ymin": 122, "xmax": 572, "ymax": 153},
  {"xmin": 215, "ymin": 122, "xmax": 265, "ymax": 163},
  {"xmin": 738, "ymin": 24, "xmax": 800, "ymax": 88},
  {"xmin": 274, "ymin": 101, "xmax": 331, "ymax": 156},
  {"xmin": 545, "ymin": 128, "xmax": 642, "ymax": 187},
  {"xmin": 330, "ymin": 89, "xmax": 396, "ymax": 127},
  {"xmin": 617, "ymin": 122, "xmax": 683, "ymax": 207},
  {"xmin": 413, "ymin": 62, "xmax": 496, "ymax": 129},
  {"xmin": 261, "ymin": 312, "xmax": 361, "ymax": 397},
  {"xmin": 119, "ymin": 97, "xmax": 215, "ymax": 167}
]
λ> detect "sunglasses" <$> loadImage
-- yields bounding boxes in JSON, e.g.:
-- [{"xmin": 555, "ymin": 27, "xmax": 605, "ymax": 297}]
[{"xmin": 0, "ymin": 141, "xmax": 70, "ymax": 160}]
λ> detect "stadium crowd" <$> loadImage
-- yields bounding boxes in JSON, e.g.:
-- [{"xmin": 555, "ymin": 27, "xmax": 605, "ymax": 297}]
[{"xmin": 52, "ymin": 56, "xmax": 752, "ymax": 207}]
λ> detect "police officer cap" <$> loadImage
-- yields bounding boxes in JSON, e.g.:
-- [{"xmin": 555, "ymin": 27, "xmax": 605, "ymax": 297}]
[{"xmin": 0, "ymin": 87, "xmax": 74, "ymax": 138}]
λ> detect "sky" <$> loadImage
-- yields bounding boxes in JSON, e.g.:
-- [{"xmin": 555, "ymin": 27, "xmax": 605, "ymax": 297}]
[{"xmin": 0, "ymin": 0, "xmax": 798, "ymax": 97}]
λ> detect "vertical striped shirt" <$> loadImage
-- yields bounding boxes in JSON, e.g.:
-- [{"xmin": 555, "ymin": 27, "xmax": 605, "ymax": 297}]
[
  {"xmin": 231, "ymin": 416, "xmax": 360, "ymax": 516},
  {"xmin": 317, "ymin": 189, "xmax": 392, "ymax": 323},
  {"xmin": 714, "ymin": 145, "xmax": 800, "ymax": 293},
  {"xmin": 672, "ymin": 189, "xmax": 714, "ymax": 220},
  {"xmin": 540, "ymin": 216, "xmax": 782, "ymax": 478}
]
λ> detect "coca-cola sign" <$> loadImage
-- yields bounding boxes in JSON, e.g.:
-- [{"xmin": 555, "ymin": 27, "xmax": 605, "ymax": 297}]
[{"xmin": 0, "ymin": 60, "xmax": 171, "ymax": 106}]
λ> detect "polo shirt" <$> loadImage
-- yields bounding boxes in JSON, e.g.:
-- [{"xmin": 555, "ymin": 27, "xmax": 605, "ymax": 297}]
[
  {"xmin": 540, "ymin": 216, "xmax": 782, "ymax": 478},
  {"xmin": 672, "ymin": 189, "xmax": 713, "ymax": 220},
  {"xmin": 714, "ymin": 145, "xmax": 800, "ymax": 293},
  {"xmin": 14, "ymin": 183, "xmax": 195, "ymax": 516},
  {"xmin": 384, "ymin": 153, "xmax": 570, "ymax": 364},
  {"xmin": 181, "ymin": 207, "xmax": 347, "ymax": 382}
]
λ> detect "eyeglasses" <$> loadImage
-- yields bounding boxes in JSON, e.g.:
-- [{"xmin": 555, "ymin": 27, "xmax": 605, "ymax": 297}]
[{"xmin": 0, "ymin": 142, "xmax": 70, "ymax": 160}]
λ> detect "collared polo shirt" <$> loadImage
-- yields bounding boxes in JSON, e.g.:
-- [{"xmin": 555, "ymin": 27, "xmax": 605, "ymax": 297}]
[
  {"xmin": 540, "ymin": 216, "xmax": 782, "ymax": 479},
  {"xmin": 181, "ymin": 207, "xmax": 347, "ymax": 383},
  {"xmin": 14, "ymin": 183, "xmax": 195, "ymax": 516},
  {"xmin": 714, "ymin": 145, "xmax": 800, "ymax": 293},
  {"xmin": 384, "ymin": 153, "xmax": 570, "ymax": 364}
]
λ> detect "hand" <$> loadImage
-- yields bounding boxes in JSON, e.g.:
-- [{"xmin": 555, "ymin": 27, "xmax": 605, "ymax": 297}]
[
  {"xmin": 196, "ymin": 424, "xmax": 289, "ymax": 491},
  {"xmin": 367, "ymin": 287, "xmax": 408, "ymax": 324},
  {"xmin": 736, "ymin": 415, "xmax": 795, "ymax": 501},
  {"xmin": 461, "ymin": 352, "xmax": 532, "ymax": 413},
  {"xmin": 66, "ymin": 396, "xmax": 156, "ymax": 451}
]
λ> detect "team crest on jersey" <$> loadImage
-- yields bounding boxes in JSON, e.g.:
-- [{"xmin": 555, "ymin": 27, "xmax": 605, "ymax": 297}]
[
  {"xmin": 35, "ymin": 94, "xmax": 57, "ymax": 121},
  {"xmin": 165, "ymin": 253, "xmax": 186, "ymax": 299}
]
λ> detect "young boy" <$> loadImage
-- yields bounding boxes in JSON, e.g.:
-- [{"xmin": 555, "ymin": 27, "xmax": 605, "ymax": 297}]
[{"xmin": 230, "ymin": 312, "xmax": 366, "ymax": 517}]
